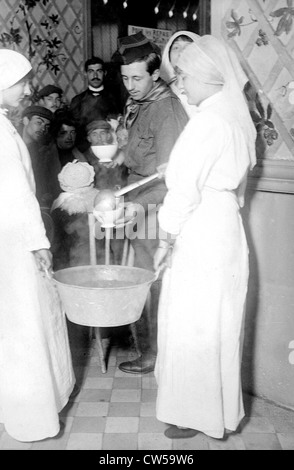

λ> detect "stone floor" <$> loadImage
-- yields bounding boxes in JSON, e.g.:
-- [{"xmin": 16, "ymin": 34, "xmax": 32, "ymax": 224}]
[{"xmin": 0, "ymin": 322, "xmax": 294, "ymax": 450}]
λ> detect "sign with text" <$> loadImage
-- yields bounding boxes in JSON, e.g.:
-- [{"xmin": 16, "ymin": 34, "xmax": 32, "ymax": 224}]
[{"xmin": 128, "ymin": 25, "xmax": 173, "ymax": 52}]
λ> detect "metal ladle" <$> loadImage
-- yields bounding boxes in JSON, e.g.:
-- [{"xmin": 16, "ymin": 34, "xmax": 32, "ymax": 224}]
[{"xmin": 91, "ymin": 171, "xmax": 163, "ymax": 265}]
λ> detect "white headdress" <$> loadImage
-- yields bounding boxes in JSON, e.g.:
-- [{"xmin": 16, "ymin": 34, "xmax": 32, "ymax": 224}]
[
  {"xmin": 176, "ymin": 36, "xmax": 256, "ymax": 169},
  {"xmin": 160, "ymin": 31, "xmax": 200, "ymax": 118},
  {"xmin": 52, "ymin": 161, "xmax": 98, "ymax": 215},
  {"xmin": 160, "ymin": 31, "xmax": 200, "ymax": 85},
  {"xmin": 0, "ymin": 49, "xmax": 32, "ymax": 91}
]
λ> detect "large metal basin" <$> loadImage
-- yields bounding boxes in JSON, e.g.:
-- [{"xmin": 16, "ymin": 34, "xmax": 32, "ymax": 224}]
[{"xmin": 53, "ymin": 265, "xmax": 155, "ymax": 327}]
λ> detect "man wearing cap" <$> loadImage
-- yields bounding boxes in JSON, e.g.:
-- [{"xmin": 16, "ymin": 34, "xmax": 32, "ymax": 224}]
[
  {"xmin": 22, "ymin": 104, "xmax": 53, "ymax": 146},
  {"xmin": 37, "ymin": 84, "xmax": 63, "ymax": 113},
  {"xmin": 114, "ymin": 32, "xmax": 188, "ymax": 374},
  {"xmin": 82, "ymin": 119, "xmax": 128, "ymax": 264},
  {"xmin": 22, "ymin": 105, "xmax": 61, "ymax": 211},
  {"xmin": 83, "ymin": 119, "xmax": 128, "ymax": 192},
  {"xmin": 69, "ymin": 57, "xmax": 120, "ymax": 152}
]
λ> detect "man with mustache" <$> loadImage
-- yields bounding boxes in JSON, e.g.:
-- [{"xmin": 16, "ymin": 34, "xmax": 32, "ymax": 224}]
[{"xmin": 70, "ymin": 57, "xmax": 120, "ymax": 152}]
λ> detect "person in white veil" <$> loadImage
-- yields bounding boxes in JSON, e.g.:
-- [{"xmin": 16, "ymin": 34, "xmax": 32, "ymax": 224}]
[
  {"xmin": 160, "ymin": 31, "xmax": 200, "ymax": 118},
  {"xmin": 0, "ymin": 49, "xmax": 75, "ymax": 442},
  {"xmin": 154, "ymin": 36, "xmax": 256, "ymax": 440},
  {"xmin": 161, "ymin": 30, "xmax": 251, "ymax": 121}
]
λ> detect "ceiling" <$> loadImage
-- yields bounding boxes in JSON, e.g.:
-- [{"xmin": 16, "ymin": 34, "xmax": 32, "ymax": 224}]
[{"xmin": 91, "ymin": 0, "xmax": 202, "ymax": 26}]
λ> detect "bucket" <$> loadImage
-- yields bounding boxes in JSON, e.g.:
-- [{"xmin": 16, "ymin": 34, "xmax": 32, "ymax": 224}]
[{"xmin": 53, "ymin": 265, "xmax": 156, "ymax": 327}]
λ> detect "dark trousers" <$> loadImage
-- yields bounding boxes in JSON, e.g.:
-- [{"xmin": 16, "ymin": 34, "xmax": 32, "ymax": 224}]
[{"xmin": 131, "ymin": 234, "xmax": 161, "ymax": 356}]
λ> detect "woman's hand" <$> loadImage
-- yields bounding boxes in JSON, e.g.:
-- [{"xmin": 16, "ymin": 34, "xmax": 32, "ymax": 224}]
[
  {"xmin": 123, "ymin": 201, "xmax": 139, "ymax": 222},
  {"xmin": 153, "ymin": 240, "xmax": 173, "ymax": 275},
  {"xmin": 33, "ymin": 249, "xmax": 53, "ymax": 275},
  {"xmin": 156, "ymin": 162, "xmax": 168, "ymax": 179}
]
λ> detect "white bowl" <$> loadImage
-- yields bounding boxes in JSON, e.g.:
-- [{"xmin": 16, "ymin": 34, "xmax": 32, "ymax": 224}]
[
  {"xmin": 91, "ymin": 143, "xmax": 118, "ymax": 163},
  {"xmin": 93, "ymin": 203, "xmax": 124, "ymax": 228}
]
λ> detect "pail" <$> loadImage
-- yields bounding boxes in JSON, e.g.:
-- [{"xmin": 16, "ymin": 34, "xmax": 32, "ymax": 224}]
[{"xmin": 53, "ymin": 265, "xmax": 155, "ymax": 327}]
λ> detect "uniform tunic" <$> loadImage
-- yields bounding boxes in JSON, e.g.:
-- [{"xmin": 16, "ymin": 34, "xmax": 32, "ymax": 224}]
[
  {"xmin": 155, "ymin": 92, "xmax": 251, "ymax": 438},
  {"xmin": 124, "ymin": 85, "xmax": 188, "ymax": 271},
  {"xmin": 0, "ymin": 111, "xmax": 75, "ymax": 442}
]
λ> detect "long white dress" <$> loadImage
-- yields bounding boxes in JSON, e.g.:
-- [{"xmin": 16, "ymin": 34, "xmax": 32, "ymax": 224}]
[
  {"xmin": 0, "ymin": 110, "xmax": 75, "ymax": 442},
  {"xmin": 155, "ymin": 92, "xmax": 251, "ymax": 439}
]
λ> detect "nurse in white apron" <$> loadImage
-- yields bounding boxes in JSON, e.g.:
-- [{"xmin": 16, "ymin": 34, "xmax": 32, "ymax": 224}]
[
  {"xmin": 154, "ymin": 36, "xmax": 256, "ymax": 440},
  {"xmin": 0, "ymin": 49, "xmax": 75, "ymax": 442}
]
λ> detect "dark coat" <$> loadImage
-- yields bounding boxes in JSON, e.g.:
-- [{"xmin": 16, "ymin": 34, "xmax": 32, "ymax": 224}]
[{"xmin": 69, "ymin": 89, "xmax": 120, "ymax": 152}]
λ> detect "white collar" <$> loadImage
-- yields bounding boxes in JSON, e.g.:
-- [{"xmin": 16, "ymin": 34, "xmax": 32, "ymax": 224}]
[
  {"xmin": 198, "ymin": 91, "xmax": 224, "ymax": 111},
  {"xmin": 88, "ymin": 85, "xmax": 104, "ymax": 93}
]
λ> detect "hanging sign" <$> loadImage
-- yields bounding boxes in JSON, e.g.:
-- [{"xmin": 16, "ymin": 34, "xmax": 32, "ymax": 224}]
[{"xmin": 128, "ymin": 25, "xmax": 173, "ymax": 51}]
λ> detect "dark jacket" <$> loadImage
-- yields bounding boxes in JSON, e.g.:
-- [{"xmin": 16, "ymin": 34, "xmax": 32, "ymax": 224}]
[
  {"xmin": 28, "ymin": 140, "xmax": 61, "ymax": 208},
  {"xmin": 69, "ymin": 89, "xmax": 120, "ymax": 152}
]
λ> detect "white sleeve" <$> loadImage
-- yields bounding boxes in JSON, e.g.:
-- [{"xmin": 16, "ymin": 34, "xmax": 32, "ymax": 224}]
[
  {"xmin": 0, "ymin": 129, "xmax": 50, "ymax": 251},
  {"xmin": 158, "ymin": 113, "xmax": 230, "ymax": 235}
]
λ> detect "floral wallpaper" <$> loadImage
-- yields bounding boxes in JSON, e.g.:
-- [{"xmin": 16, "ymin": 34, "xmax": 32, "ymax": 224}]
[
  {"xmin": 212, "ymin": 0, "xmax": 294, "ymax": 161},
  {"xmin": 0, "ymin": 0, "xmax": 86, "ymax": 106}
]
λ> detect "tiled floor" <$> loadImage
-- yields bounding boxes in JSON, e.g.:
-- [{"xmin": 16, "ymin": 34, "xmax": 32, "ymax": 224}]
[{"xmin": 0, "ymin": 322, "xmax": 294, "ymax": 450}]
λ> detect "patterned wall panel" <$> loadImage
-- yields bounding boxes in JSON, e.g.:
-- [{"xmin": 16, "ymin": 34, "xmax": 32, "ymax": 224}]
[
  {"xmin": 212, "ymin": 0, "xmax": 294, "ymax": 161},
  {"xmin": 0, "ymin": 0, "xmax": 87, "ymax": 106}
]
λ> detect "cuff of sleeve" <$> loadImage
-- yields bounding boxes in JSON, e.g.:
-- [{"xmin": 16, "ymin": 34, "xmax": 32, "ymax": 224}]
[
  {"xmin": 159, "ymin": 231, "xmax": 177, "ymax": 247},
  {"xmin": 27, "ymin": 239, "xmax": 50, "ymax": 252}
]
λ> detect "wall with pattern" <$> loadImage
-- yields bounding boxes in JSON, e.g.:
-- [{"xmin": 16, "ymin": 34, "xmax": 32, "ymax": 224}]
[
  {"xmin": 212, "ymin": 0, "xmax": 294, "ymax": 162},
  {"xmin": 0, "ymin": 0, "xmax": 89, "ymax": 106}
]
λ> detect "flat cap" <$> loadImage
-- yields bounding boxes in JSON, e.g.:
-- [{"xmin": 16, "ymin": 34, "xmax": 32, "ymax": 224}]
[
  {"xmin": 22, "ymin": 105, "xmax": 53, "ymax": 121},
  {"xmin": 86, "ymin": 120, "xmax": 111, "ymax": 135},
  {"xmin": 38, "ymin": 84, "xmax": 62, "ymax": 99},
  {"xmin": 116, "ymin": 32, "xmax": 159, "ymax": 65}
]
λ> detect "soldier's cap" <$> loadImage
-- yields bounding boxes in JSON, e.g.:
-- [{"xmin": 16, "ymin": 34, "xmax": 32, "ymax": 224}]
[{"xmin": 116, "ymin": 32, "xmax": 159, "ymax": 65}]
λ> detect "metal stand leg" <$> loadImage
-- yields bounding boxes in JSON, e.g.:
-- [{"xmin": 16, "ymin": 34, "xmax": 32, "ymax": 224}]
[
  {"xmin": 105, "ymin": 227, "xmax": 111, "ymax": 265},
  {"xmin": 88, "ymin": 212, "xmax": 97, "ymax": 265},
  {"xmin": 88, "ymin": 213, "xmax": 97, "ymax": 341},
  {"xmin": 95, "ymin": 327, "xmax": 107, "ymax": 374},
  {"xmin": 121, "ymin": 237, "xmax": 129, "ymax": 266},
  {"xmin": 144, "ymin": 290, "xmax": 152, "ymax": 339}
]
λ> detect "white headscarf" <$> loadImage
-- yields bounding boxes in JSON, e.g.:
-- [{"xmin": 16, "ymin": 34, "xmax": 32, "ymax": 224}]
[
  {"xmin": 0, "ymin": 49, "xmax": 32, "ymax": 91},
  {"xmin": 160, "ymin": 31, "xmax": 200, "ymax": 118},
  {"xmin": 160, "ymin": 31, "xmax": 200, "ymax": 85},
  {"xmin": 176, "ymin": 35, "xmax": 256, "ymax": 169}
]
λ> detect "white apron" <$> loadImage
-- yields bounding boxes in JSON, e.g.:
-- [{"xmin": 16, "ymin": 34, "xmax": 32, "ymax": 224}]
[
  {"xmin": 0, "ymin": 111, "xmax": 75, "ymax": 442},
  {"xmin": 155, "ymin": 92, "xmax": 251, "ymax": 439}
]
